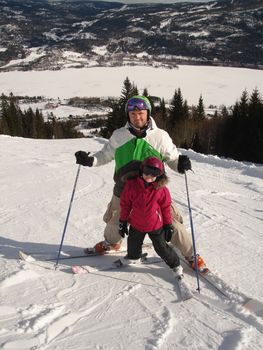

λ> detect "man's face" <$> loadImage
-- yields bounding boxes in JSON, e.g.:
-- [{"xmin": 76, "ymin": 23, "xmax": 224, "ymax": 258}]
[{"xmin": 128, "ymin": 110, "xmax": 148, "ymax": 129}]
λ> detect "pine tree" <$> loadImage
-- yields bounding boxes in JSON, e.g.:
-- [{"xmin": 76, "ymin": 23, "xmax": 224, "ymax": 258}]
[
  {"xmin": 35, "ymin": 109, "xmax": 45, "ymax": 138},
  {"xmin": 220, "ymin": 106, "xmax": 229, "ymax": 118},
  {"xmin": 142, "ymin": 88, "xmax": 149, "ymax": 97},
  {"xmin": 119, "ymin": 77, "xmax": 137, "ymax": 107},
  {"xmin": 25, "ymin": 107, "xmax": 37, "ymax": 138},
  {"xmin": 51, "ymin": 116, "xmax": 63, "ymax": 139},
  {"xmin": 100, "ymin": 99, "xmax": 122, "ymax": 138},
  {"xmin": 193, "ymin": 95, "xmax": 205, "ymax": 120},
  {"xmin": 0, "ymin": 94, "xmax": 24, "ymax": 136},
  {"xmin": 101, "ymin": 77, "xmax": 138, "ymax": 138},
  {"xmin": 249, "ymin": 88, "xmax": 261, "ymax": 118},
  {"xmin": 154, "ymin": 98, "xmax": 167, "ymax": 129},
  {"xmin": 0, "ymin": 94, "xmax": 10, "ymax": 135},
  {"xmin": 183, "ymin": 100, "xmax": 189, "ymax": 120},
  {"xmin": 169, "ymin": 88, "xmax": 185, "ymax": 128},
  {"xmin": 168, "ymin": 89, "xmax": 190, "ymax": 146},
  {"xmin": 223, "ymin": 90, "xmax": 250, "ymax": 161},
  {"xmin": 247, "ymin": 88, "xmax": 263, "ymax": 162},
  {"xmin": 238, "ymin": 90, "xmax": 249, "ymax": 119}
]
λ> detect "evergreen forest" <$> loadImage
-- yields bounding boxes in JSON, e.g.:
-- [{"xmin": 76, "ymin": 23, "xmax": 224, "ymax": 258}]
[{"xmin": 1, "ymin": 78, "xmax": 263, "ymax": 164}]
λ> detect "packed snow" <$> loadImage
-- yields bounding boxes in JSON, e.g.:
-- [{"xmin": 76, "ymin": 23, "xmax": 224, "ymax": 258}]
[
  {"xmin": 0, "ymin": 134, "xmax": 263, "ymax": 350},
  {"xmin": 1, "ymin": 65, "xmax": 263, "ymax": 106}
]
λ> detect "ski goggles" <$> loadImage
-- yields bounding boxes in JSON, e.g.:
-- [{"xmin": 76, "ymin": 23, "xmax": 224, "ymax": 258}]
[
  {"xmin": 126, "ymin": 98, "xmax": 150, "ymax": 112},
  {"xmin": 142, "ymin": 165, "xmax": 161, "ymax": 177}
]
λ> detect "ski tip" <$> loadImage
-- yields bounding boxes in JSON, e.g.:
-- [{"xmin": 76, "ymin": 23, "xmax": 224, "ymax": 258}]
[
  {"xmin": 18, "ymin": 250, "xmax": 36, "ymax": 262},
  {"xmin": 242, "ymin": 298, "xmax": 263, "ymax": 316},
  {"xmin": 72, "ymin": 265, "xmax": 89, "ymax": 274}
]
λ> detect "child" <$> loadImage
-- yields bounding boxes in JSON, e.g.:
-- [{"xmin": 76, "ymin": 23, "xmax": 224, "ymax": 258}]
[{"xmin": 119, "ymin": 156, "xmax": 183, "ymax": 279}]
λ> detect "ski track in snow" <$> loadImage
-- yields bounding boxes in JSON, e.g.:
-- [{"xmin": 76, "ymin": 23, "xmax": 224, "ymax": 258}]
[
  {"xmin": 1, "ymin": 136, "xmax": 263, "ymax": 349},
  {"xmin": 1, "ymin": 253, "xmax": 263, "ymax": 350}
]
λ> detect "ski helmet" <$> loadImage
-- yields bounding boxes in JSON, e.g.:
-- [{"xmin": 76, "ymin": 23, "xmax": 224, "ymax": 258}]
[
  {"xmin": 141, "ymin": 157, "xmax": 164, "ymax": 176},
  {"xmin": 125, "ymin": 95, "xmax": 152, "ymax": 119}
]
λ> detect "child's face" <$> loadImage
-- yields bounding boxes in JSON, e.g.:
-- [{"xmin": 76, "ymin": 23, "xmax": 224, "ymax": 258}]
[{"xmin": 142, "ymin": 173, "xmax": 157, "ymax": 183}]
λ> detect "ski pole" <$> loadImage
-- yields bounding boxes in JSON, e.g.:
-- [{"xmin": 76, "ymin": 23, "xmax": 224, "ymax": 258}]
[
  {"xmin": 184, "ymin": 171, "xmax": 201, "ymax": 293},
  {"xmin": 55, "ymin": 164, "xmax": 81, "ymax": 269}
]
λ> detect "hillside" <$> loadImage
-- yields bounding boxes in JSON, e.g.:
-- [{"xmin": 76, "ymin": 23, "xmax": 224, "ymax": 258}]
[
  {"xmin": 0, "ymin": 135, "xmax": 263, "ymax": 349},
  {"xmin": 0, "ymin": 0, "xmax": 262, "ymax": 71}
]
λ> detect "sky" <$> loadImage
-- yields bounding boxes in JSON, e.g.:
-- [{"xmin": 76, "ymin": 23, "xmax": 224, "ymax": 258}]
[{"xmin": 0, "ymin": 133, "xmax": 263, "ymax": 349}]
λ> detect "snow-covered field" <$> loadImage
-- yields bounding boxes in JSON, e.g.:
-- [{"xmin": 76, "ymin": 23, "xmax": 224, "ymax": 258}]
[
  {"xmin": 18, "ymin": 100, "xmax": 110, "ymax": 121},
  {"xmin": 1, "ymin": 134, "xmax": 263, "ymax": 350},
  {"xmin": 1, "ymin": 65, "xmax": 263, "ymax": 106}
]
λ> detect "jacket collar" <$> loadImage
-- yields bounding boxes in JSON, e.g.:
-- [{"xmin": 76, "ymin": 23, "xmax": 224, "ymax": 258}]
[{"xmin": 136, "ymin": 173, "xmax": 169, "ymax": 189}]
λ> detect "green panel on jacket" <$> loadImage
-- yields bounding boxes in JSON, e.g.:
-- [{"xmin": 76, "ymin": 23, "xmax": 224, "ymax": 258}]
[{"xmin": 115, "ymin": 138, "xmax": 164, "ymax": 172}]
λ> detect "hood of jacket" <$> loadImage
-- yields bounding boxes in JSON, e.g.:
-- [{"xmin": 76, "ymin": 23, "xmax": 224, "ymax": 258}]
[{"xmin": 154, "ymin": 173, "xmax": 169, "ymax": 189}]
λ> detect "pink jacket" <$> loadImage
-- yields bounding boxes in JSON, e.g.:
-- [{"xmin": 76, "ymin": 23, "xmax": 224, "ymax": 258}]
[{"xmin": 120, "ymin": 176, "xmax": 172, "ymax": 233}]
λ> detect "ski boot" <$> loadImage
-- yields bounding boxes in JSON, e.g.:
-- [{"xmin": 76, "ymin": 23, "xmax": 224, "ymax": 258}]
[
  {"xmin": 185, "ymin": 254, "xmax": 209, "ymax": 274},
  {"xmin": 93, "ymin": 240, "xmax": 121, "ymax": 255},
  {"xmin": 173, "ymin": 265, "xmax": 184, "ymax": 280}
]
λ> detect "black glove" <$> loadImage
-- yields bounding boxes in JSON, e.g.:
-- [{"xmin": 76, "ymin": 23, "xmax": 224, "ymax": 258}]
[
  {"xmin": 118, "ymin": 220, "xmax": 128, "ymax": 238},
  {"xmin": 177, "ymin": 155, "xmax": 191, "ymax": 174},
  {"xmin": 163, "ymin": 224, "xmax": 174, "ymax": 242},
  {"xmin": 75, "ymin": 151, "xmax": 94, "ymax": 167}
]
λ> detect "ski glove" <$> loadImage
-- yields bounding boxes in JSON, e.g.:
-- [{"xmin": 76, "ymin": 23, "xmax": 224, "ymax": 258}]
[
  {"xmin": 119, "ymin": 220, "xmax": 128, "ymax": 238},
  {"xmin": 163, "ymin": 224, "xmax": 174, "ymax": 242},
  {"xmin": 75, "ymin": 151, "xmax": 94, "ymax": 167},
  {"xmin": 177, "ymin": 155, "xmax": 192, "ymax": 174}
]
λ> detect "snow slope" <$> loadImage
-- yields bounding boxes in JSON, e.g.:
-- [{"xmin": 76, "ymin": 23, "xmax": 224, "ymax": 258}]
[{"xmin": 0, "ymin": 134, "xmax": 263, "ymax": 349}]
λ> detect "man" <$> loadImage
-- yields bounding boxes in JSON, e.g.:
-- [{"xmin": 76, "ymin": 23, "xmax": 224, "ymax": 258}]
[{"xmin": 75, "ymin": 95, "xmax": 206, "ymax": 271}]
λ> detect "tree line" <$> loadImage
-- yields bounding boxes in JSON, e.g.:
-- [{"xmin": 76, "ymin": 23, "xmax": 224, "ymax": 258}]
[
  {"xmin": 0, "ymin": 93, "xmax": 83, "ymax": 139},
  {"xmin": 101, "ymin": 77, "xmax": 263, "ymax": 164},
  {"xmin": 0, "ymin": 79, "xmax": 262, "ymax": 164}
]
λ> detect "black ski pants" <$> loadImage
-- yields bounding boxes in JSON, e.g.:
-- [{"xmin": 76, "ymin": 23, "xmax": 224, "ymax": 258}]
[{"xmin": 127, "ymin": 226, "xmax": 180, "ymax": 269}]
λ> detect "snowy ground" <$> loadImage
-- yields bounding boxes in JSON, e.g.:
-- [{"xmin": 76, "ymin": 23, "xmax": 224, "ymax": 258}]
[
  {"xmin": 18, "ymin": 100, "xmax": 110, "ymax": 120},
  {"xmin": 1, "ymin": 65, "xmax": 263, "ymax": 107},
  {"xmin": 0, "ymin": 134, "xmax": 263, "ymax": 350}
]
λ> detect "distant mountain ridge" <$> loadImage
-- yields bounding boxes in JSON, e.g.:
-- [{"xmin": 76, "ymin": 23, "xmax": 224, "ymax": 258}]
[{"xmin": 0, "ymin": 0, "xmax": 262, "ymax": 71}]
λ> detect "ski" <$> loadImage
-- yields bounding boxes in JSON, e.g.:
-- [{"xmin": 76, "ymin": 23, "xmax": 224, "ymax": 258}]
[
  {"xmin": 113, "ymin": 252, "xmax": 149, "ymax": 267},
  {"xmin": 19, "ymin": 250, "xmax": 37, "ymax": 262},
  {"xmin": 72, "ymin": 253, "xmax": 162, "ymax": 274},
  {"xmin": 83, "ymin": 242, "xmax": 152, "ymax": 256},
  {"xmin": 180, "ymin": 257, "xmax": 263, "ymax": 316},
  {"xmin": 18, "ymin": 248, "xmax": 125, "ymax": 262},
  {"xmin": 18, "ymin": 243, "xmax": 153, "ymax": 262},
  {"xmin": 180, "ymin": 257, "xmax": 228, "ymax": 298}
]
